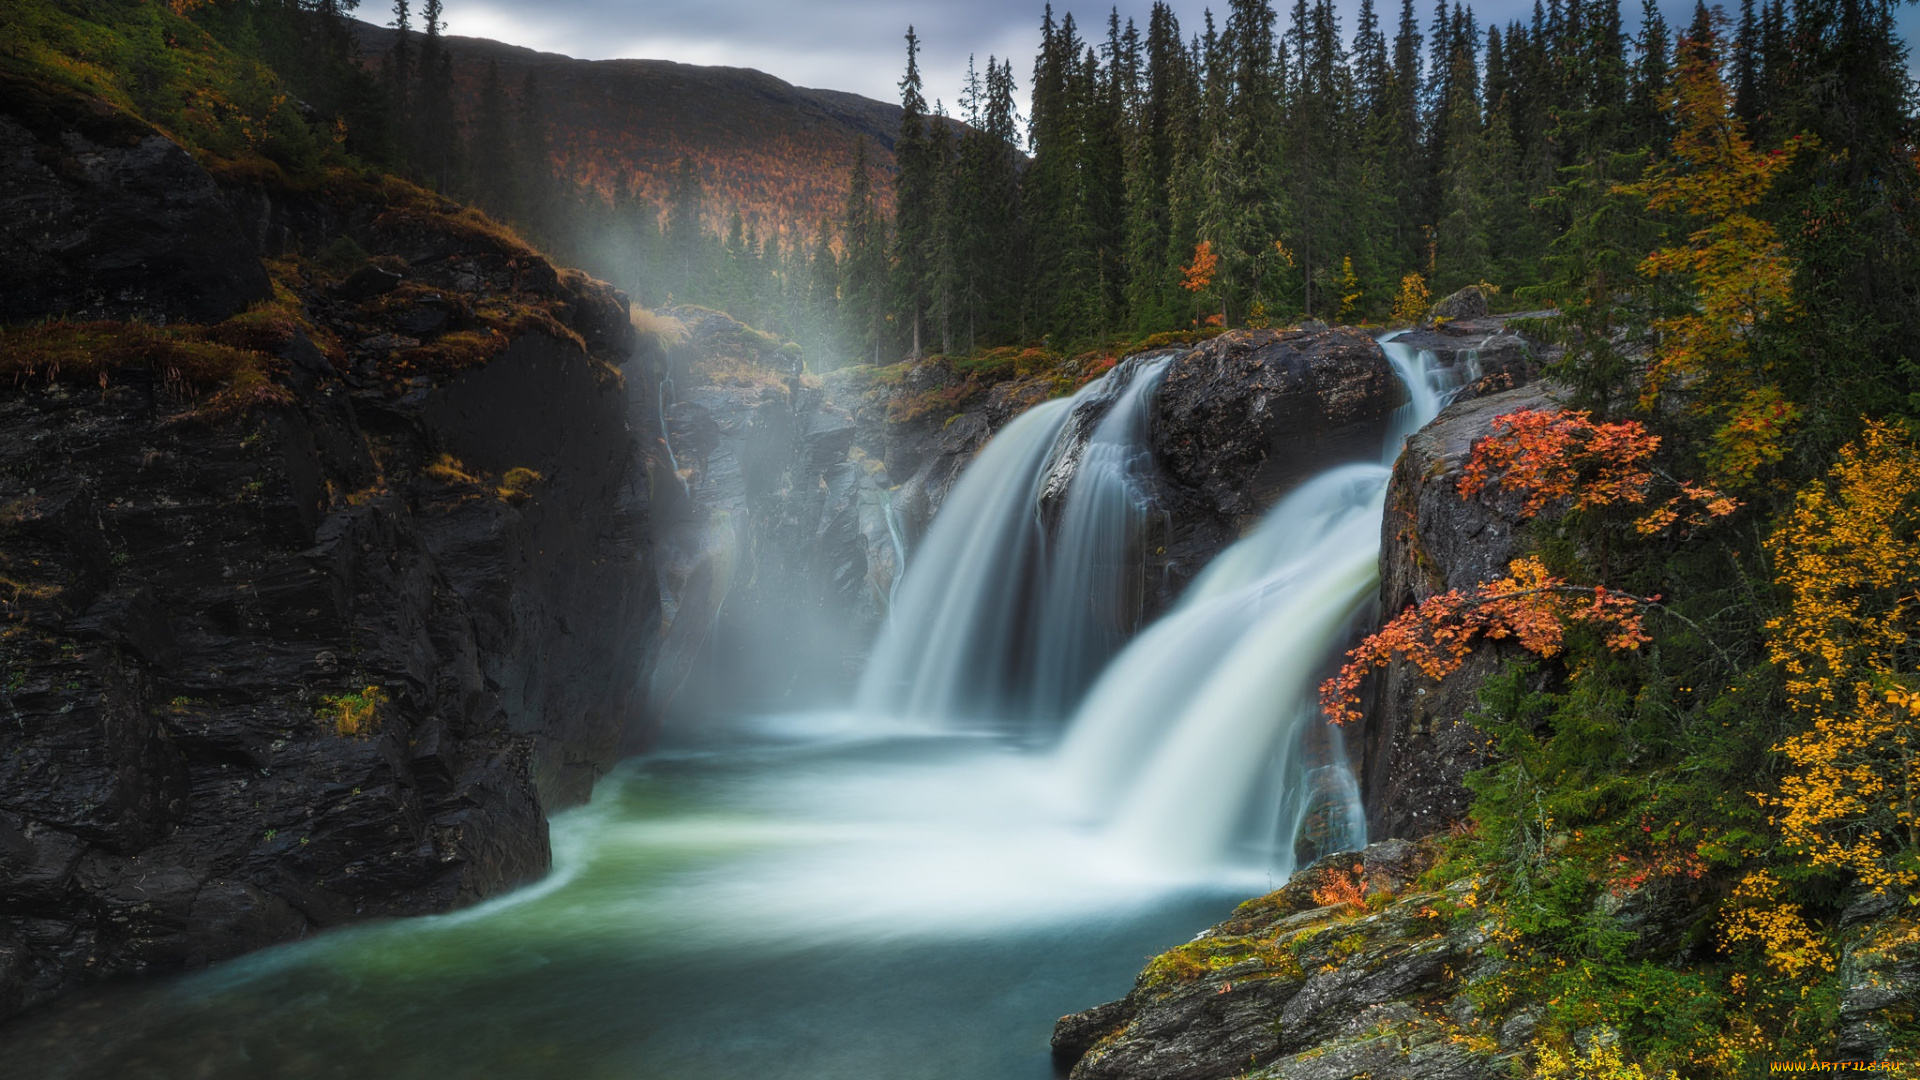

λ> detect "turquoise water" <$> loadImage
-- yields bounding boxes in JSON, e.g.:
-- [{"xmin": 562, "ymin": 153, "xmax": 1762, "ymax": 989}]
[{"xmin": 3, "ymin": 715, "xmax": 1252, "ymax": 1080}]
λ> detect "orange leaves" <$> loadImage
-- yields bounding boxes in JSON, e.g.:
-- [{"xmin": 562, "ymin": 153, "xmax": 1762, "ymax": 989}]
[
  {"xmin": 1457, "ymin": 408, "xmax": 1738, "ymax": 534},
  {"xmin": 1182, "ymin": 240, "xmax": 1219, "ymax": 294},
  {"xmin": 1319, "ymin": 556, "xmax": 1653, "ymax": 724},
  {"xmin": 1311, "ymin": 864, "xmax": 1369, "ymax": 909}
]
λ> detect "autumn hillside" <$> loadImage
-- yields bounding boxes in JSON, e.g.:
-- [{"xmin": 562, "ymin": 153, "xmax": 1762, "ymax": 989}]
[{"xmin": 350, "ymin": 20, "xmax": 967, "ymax": 237}]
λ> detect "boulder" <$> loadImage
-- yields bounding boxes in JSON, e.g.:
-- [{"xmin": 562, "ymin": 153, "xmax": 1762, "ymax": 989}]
[{"xmin": 1429, "ymin": 285, "xmax": 1490, "ymax": 321}]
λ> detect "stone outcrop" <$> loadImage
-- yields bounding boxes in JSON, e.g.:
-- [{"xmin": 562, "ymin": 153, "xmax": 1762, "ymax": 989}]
[
  {"xmin": 1144, "ymin": 326, "xmax": 1400, "ymax": 609},
  {"xmin": 1391, "ymin": 308, "xmax": 1552, "ymax": 404},
  {"xmin": 0, "ymin": 93, "xmax": 659, "ymax": 1021},
  {"xmin": 0, "ymin": 75, "xmax": 272, "ymax": 324},
  {"xmin": 1053, "ymin": 840, "xmax": 1517, "ymax": 1080},
  {"xmin": 1361, "ymin": 381, "xmax": 1562, "ymax": 840}
]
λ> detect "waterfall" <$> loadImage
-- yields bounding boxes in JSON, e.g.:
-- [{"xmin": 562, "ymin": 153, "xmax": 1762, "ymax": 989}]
[
  {"xmin": 1056, "ymin": 331, "xmax": 1451, "ymax": 873},
  {"xmin": 862, "ymin": 330, "xmax": 1450, "ymax": 874},
  {"xmin": 1055, "ymin": 465, "xmax": 1387, "ymax": 871},
  {"xmin": 856, "ymin": 355, "xmax": 1171, "ymax": 724},
  {"xmin": 855, "ymin": 396, "xmax": 1076, "ymax": 720},
  {"xmin": 1031, "ymin": 355, "xmax": 1174, "ymax": 719}
]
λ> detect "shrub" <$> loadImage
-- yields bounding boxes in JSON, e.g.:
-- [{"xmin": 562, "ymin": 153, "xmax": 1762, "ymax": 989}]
[{"xmin": 318, "ymin": 686, "xmax": 387, "ymax": 738}]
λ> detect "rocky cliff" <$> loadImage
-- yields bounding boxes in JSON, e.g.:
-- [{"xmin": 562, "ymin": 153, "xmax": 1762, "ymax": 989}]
[
  {"xmin": 1360, "ymin": 381, "xmax": 1560, "ymax": 840},
  {"xmin": 0, "ymin": 87, "xmax": 658, "ymax": 1020},
  {"xmin": 1054, "ymin": 840, "xmax": 1920, "ymax": 1079}
]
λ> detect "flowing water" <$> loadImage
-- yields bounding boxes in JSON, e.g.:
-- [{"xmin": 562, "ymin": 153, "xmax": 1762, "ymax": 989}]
[{"xmin": 4, "ymin": 335, "xmax": 1456, "ymax": 1078}]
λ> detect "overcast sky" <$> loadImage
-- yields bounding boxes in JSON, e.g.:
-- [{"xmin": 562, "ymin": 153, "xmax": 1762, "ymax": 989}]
[{"xmin": 439, "ymin": 0, "xmax": 1915, "ymax": 112}]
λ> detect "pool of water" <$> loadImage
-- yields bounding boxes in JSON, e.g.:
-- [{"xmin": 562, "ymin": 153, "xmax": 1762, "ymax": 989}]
[{"xmin": 2, "ymin": 714, "xmax": 1261, "ymax": 1080}]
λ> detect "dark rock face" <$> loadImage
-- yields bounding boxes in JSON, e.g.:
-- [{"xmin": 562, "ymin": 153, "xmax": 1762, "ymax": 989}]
[
  {"xmin": 0, "ymin": 326, "xmax": 652, "ymax": 1021},
  {"xmin": 1053, "ymin": 841, "xmax": 1517, "ymax": 1080},
  {"xmin": 1154, "ymin": 327, "xmax": 1399, "ymax": 521},
  {"xmin": 1835, "ymin": 892, "xmax": 1920, "ymax": 1059},
  {"xmin": 1145, "ymin": 327, "xmax": 1399, "ymax": 611},
  {"xmin": 1362, "ymin": 382, "xmax": 1562, "ymax": 840},
  {"xmin": 0, "ymin": 97, "xmax": 658, "ymax": 1019},
  {"xmin": 0, "ymin": 78, "xmax": 272, "ymax": 324}
]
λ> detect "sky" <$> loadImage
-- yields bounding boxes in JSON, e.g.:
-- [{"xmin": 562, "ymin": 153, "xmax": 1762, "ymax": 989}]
[{"xmin": 437, "ymin": 0, "xmax": 1918, "ymax": 113}]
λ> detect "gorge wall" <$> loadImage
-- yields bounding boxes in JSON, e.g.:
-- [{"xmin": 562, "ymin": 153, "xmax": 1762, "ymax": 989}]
[{"xmin": 0, "ymin": 87, "xmax": 661, "ymax": 1020}]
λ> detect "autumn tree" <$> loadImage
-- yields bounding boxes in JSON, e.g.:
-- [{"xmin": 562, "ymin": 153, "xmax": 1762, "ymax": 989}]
[
  {"xmin": 1321, "ymin": 407, "xmax": 1734, "ymax": 722},
  {"xmin": 1757, "ymin": 424, "xmax": 1920, "ymax": 897},
  {"xmin": 1181, "ymin": 239, "xmax": 1221, "ymax": 326},
  {"xmin": 1620, "ymin": 18, "xmax": 1803, "ymax": 484}
]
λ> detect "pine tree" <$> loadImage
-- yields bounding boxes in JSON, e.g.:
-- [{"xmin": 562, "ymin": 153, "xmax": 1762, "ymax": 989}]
[
  {"xmin": 892, "ymin": 27, "xmax": 934, "ymax": 358},
  {"xmin": 840, "ymin": 138, "xmax": 889, "ymax": 365},
  {"xmin": 412, "ymin": 0, "xmax": 459, "ymax": 191}
]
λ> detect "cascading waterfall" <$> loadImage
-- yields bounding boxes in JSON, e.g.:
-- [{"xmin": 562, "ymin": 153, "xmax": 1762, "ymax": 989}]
[
  {"xmin": 1031, "ymin": 355, "xmax": 1174, "ymax": 718},
  {"xmin": 859, "ymin": 329, "xmax": 1455, "ymax": 874},
  {"xmin": 855, "ymin": 396, "xmax": 1076, "ymax": 720},
  {"xmin": 1053, "ymin": 331, "xmax": 1453, "ymax": 873},
  {"xmin": 1055, "ymin": 464, "xmax": 1389, "ymax": 871},
  {"xmin": 855, "ymin": 355, "xmax": 1171, "ymax": 723}
]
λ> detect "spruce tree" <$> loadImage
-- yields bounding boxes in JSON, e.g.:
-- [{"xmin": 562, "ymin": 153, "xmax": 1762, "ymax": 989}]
[{"xmin": 892, "ymin": 28, "xmax": 935, "ymax": 358}]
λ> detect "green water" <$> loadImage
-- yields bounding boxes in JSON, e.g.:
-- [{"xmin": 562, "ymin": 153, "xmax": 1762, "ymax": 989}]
[{"xmin": 2, "ymin": 716, "xmax": 1255, "ymax": 1079}]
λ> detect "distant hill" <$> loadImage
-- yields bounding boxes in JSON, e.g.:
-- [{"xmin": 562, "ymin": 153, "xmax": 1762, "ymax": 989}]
[{"xmin": 351, "ymin": 21, "xmax": 953, "ymax": 238}]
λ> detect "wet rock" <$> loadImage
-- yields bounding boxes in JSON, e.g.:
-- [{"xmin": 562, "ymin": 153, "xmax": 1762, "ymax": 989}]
[
  {"xmin": 1835, "ymin": 893, "xmax": 1920, "ymax": 1059},
  {"xmin": 1054, "ymin": 841, "xmax": 1514, "ymax": 1080},
  {"xmin": 1153, "ymin": 326, "xmax": 1399, "ymax": 523},
  {"xmin": 1362, "ymin": 381, "xmax": 1564, "ymax": 839},
  {"xmin": 0, "ymin": 75, "xmax": 271, "ymax": 324}
]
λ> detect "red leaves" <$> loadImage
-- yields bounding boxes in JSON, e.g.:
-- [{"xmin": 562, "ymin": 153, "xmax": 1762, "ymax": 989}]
[
  {"xmin": 1319, "ymin": 557, "xmax": 1654, "ymax": 724},
  {"xmin": 1457, "ymin": 408, "xmax": 1738, "ymax": 535}
]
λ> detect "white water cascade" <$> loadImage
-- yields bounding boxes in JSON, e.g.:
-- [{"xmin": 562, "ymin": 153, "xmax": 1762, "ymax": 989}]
[
  {"xmin": 858, "ymin": 331, "xmax": 1457, "ymax": 875},
  {"xmin": 855, "ymin": 354, "xmax": 1174, "ymax": 723},
  {"xmin": 1032, "ymin": 355, "xmax": 1174, "ymax": 718},
  {"xmin": 1053, "ymin": 331, "xmax": 1464, "ymax": 871}
]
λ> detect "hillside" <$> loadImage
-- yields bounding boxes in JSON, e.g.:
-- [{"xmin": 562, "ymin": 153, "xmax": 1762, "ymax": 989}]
[{"xmin": 350, "ymin": 21, "xmax": 931, "ymax": 236}]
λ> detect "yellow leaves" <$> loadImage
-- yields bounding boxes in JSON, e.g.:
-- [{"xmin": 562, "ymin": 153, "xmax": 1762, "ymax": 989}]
[
  {"xmin": 1337, "ymin": 256, "xmax": 1362, "ymax": 321},
  {"xmin": 318, "ymin": 686, "xmax": 388, "ymax": 738},
  {"xmin": 1759, "ymin": 422, "xmax": 1920, "ymax": 906},
  {"xmin": 1534, "ymin": 1035, "xmax": 1678, "ymax": 1080},
  {"xmin": 1621, "ymin": 26, "xmax": 1808, "ymax": 486},
  {"xmin": 1391, "ymin": 272, "xmax": 1430, "ymax": 324},
  {"xmin": 1721, "ymin": 870, "xmax": 1835, "ymax": 978}
]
